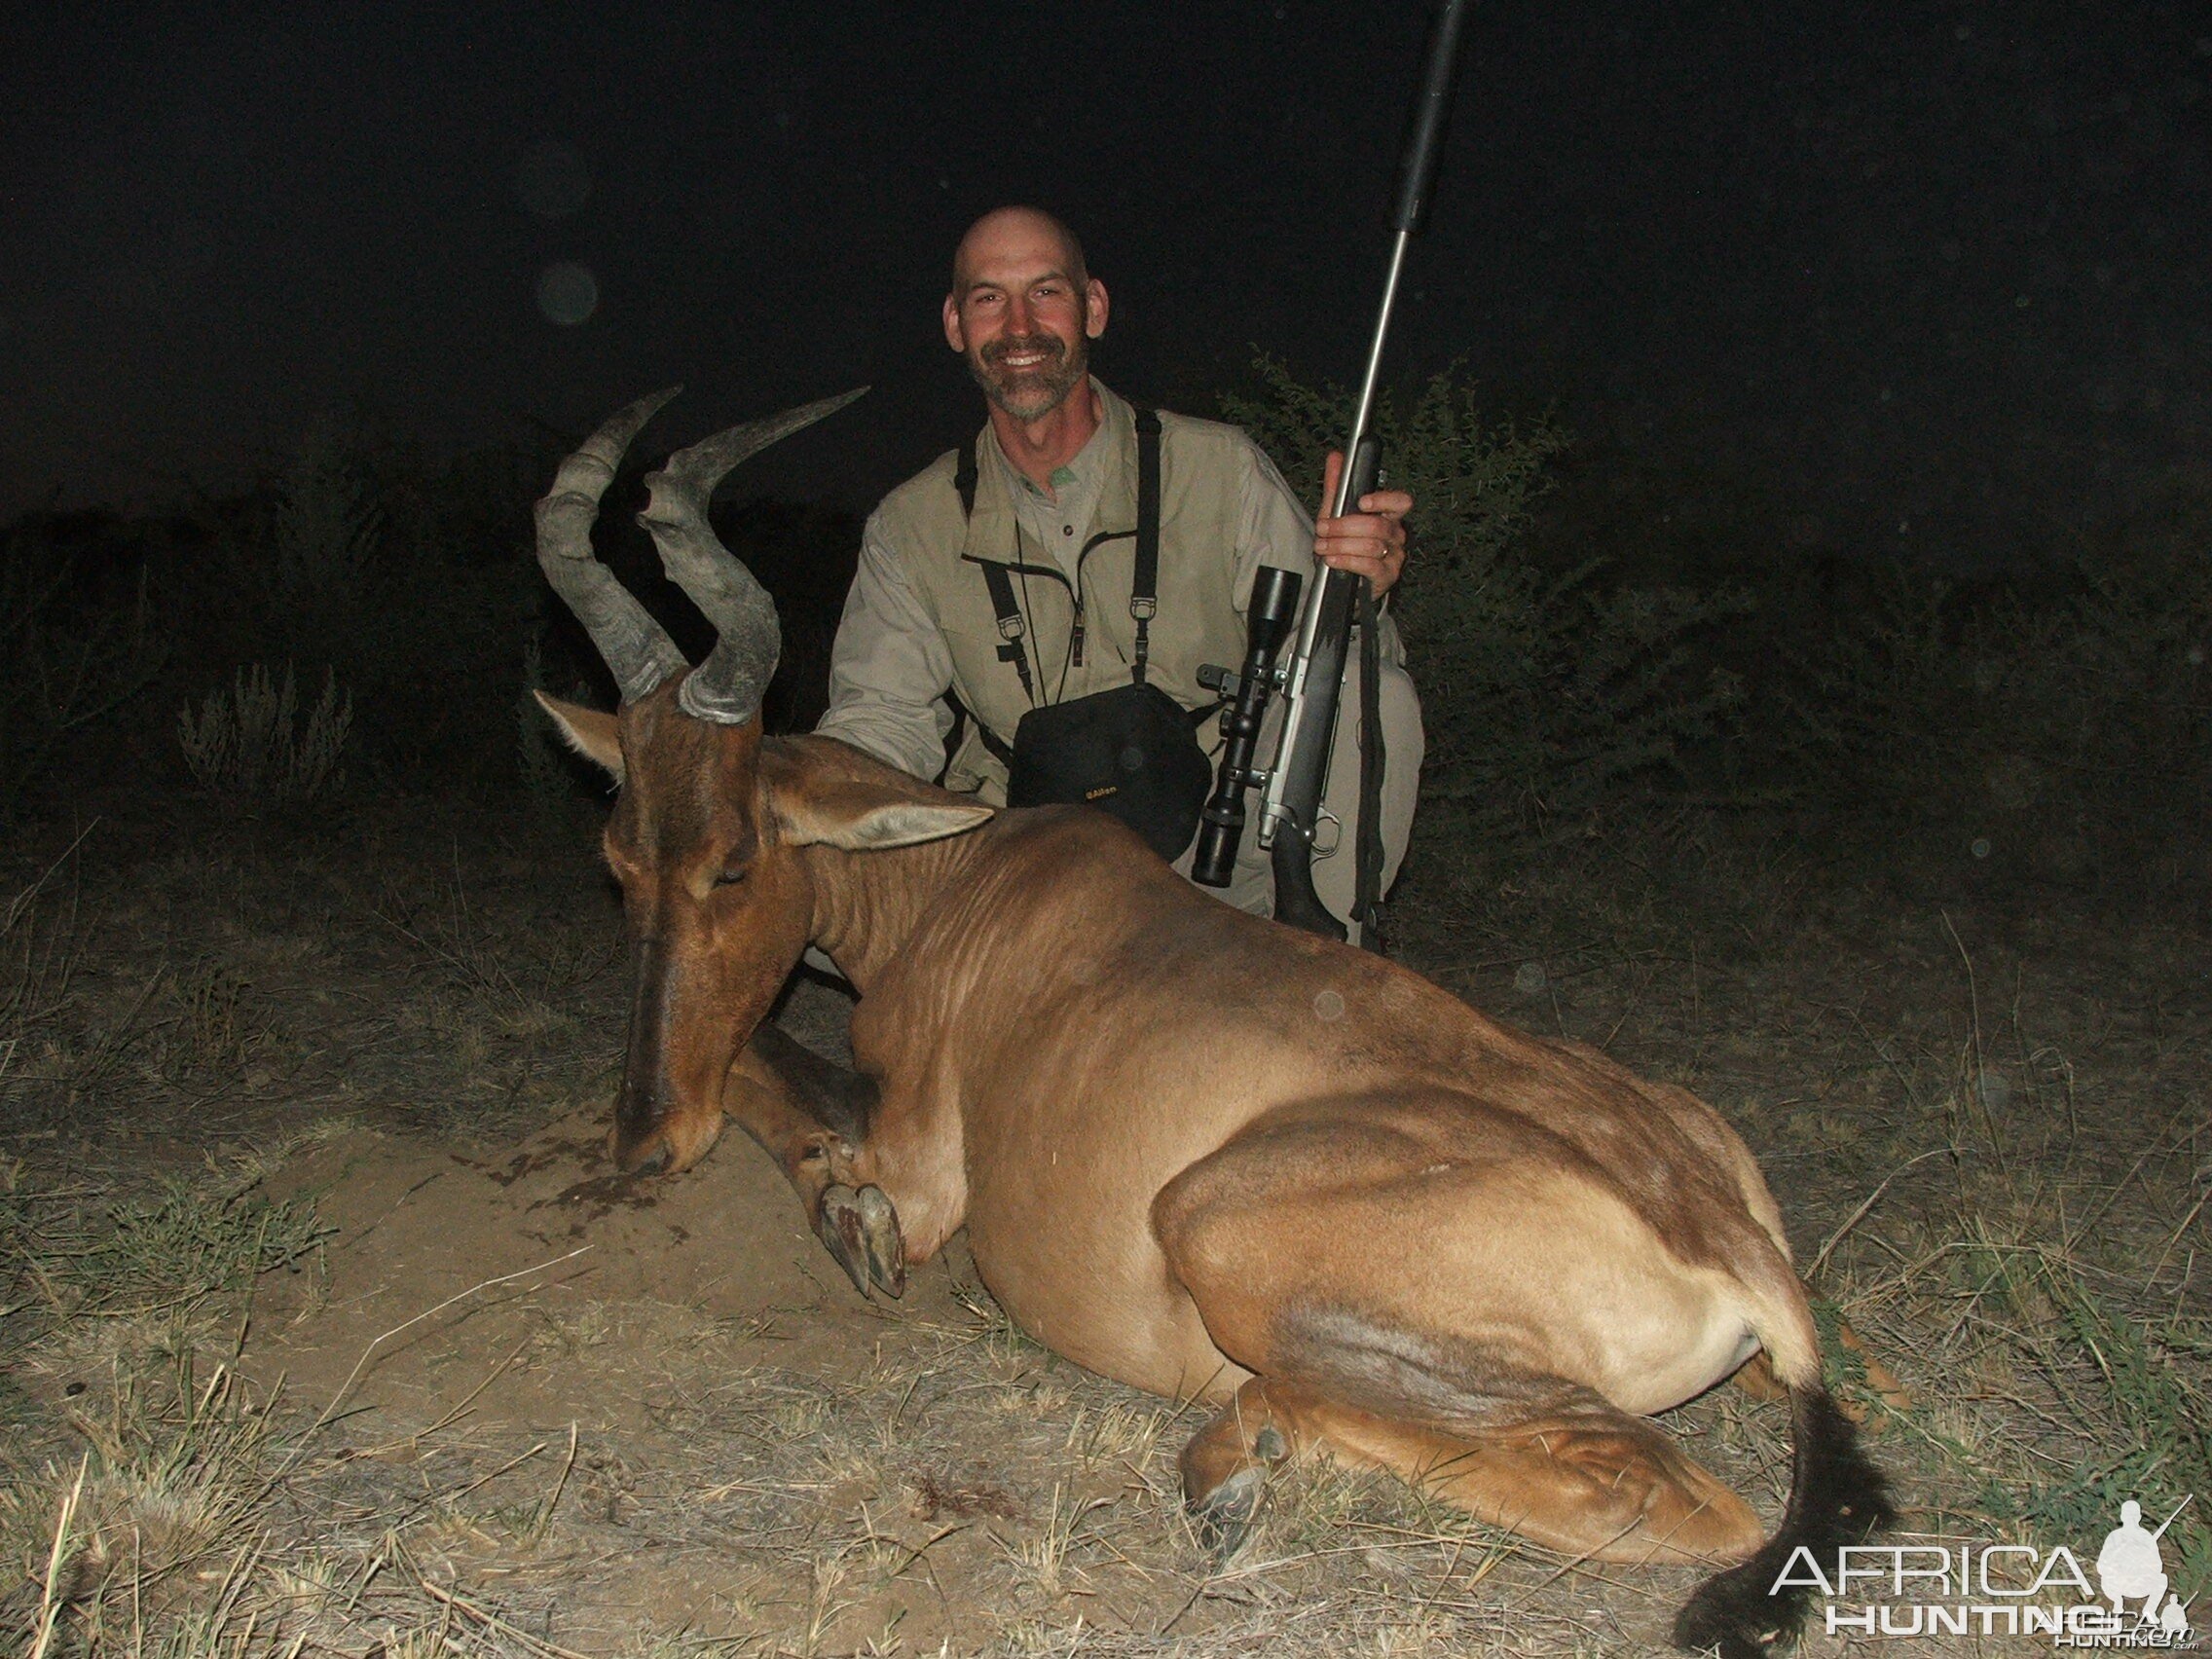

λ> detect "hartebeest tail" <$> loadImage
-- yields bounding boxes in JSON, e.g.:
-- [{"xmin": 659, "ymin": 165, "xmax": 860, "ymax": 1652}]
[{"xmin": 1674, "ymin": 1384, "xmax": 1894, "ymax": 1658}]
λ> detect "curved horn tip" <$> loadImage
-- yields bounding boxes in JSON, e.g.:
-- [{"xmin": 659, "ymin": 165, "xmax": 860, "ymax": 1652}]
[
  {"xmin": 583, "ymin": 385, "xmax": 684, "ymax": 455},
  {"xmin": 789, "ymin": 384, "xmax": 870, "ymax": 429},
  {"xmin": 540, "ymin": 386, "xmax": 690, "ymax": 516},
  {"xmin": 652, "ymin": 385, "xmax": 873, "ymax": 496},
  {"xmin": 628, "ymin": 383, "xmax": 685, "ymax": 418}
]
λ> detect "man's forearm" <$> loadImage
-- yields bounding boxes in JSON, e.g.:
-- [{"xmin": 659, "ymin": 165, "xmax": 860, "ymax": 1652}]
[
  {"xmin": 816, "ymin": 522, "xmax": 960, "ymax": 782},
  {"xmin": 814, "ymin": 695, "xmax": 951, "ymax": 782}
]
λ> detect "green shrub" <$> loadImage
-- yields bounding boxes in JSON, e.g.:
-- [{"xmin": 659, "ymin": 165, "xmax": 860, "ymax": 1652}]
[
  {"xmin": 177, "ymin": 665, "xmax": 351, "ymax": 804},
  {"xmin": 0, "ymin": 1163, "xmax": 324, "ymax": 1325},
  {"xmin": 1224, "ymin": 357, "xmax": 1744, "ymax": 860},
  {"xmin": 516, "ymin": 634, "xmax": 607, "ymax": 806}
]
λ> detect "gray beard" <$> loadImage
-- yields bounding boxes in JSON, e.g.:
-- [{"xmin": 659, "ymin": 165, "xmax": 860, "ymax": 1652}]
[{"xmin": 970, "ymin": 341, "xmax": 1088, "ymax": 422}]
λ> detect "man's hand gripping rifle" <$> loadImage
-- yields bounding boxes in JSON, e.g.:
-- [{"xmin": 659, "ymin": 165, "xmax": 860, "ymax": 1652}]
[{"xmin": 1193, "ymin": 0, "xmax": 1471, "ymax": 947}]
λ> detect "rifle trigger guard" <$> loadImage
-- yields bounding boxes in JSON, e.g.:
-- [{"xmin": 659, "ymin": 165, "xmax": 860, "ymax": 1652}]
[{"xmin": 1309, "ymin": 808, "xmax": 1344, "ymax": 858}]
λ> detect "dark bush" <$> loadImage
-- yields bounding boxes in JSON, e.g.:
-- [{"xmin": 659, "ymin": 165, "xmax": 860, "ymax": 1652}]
[{"xmin": 1225, "ymin": 358, "xmax": 1746, "ymax": 864}]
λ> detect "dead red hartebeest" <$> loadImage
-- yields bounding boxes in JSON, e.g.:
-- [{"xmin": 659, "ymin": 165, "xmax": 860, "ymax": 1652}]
[{"xmin": 532, "ymin": 388, "xmax": 1890, "ymax": 1658}]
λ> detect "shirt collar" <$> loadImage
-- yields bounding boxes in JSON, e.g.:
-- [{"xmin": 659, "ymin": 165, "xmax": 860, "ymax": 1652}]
[{"xmin": 982, "ymin": 378, "xmax": 1132, "ymax": 504}]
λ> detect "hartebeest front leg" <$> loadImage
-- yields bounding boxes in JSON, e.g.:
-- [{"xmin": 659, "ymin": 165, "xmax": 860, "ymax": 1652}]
[{"xmin": 726, "ymin": 1027, "xmax": 905, "ymax": 1299}]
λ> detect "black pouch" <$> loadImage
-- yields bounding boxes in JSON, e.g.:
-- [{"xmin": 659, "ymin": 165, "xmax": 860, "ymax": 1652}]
[
  {"xmin": 1005, "ymin": 682, "xmax": 1214, "ymax": 861},
  {"xmin": 964, "ymin": 406, "xmax": 1212, "ymax": 861}
]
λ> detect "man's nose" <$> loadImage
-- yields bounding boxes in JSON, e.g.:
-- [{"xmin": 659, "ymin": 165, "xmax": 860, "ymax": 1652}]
[{"xmin": 1006, "ymin": 294, "xmax": 1035, "ymax": 336}]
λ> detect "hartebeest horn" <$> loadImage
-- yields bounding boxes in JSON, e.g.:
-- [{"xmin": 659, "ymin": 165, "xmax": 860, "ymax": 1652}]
[
  {"xmin": 639, "ymin": 387, "xmax": 869, "ymax": 725},
  {"xmin": 535, "ymin": 387, "xmax": 690, "ymax": 703}
]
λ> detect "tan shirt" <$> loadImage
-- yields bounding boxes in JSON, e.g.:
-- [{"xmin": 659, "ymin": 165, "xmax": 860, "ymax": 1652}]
[{"xmin": 820, "ymin": 380, "xmax": 1395, "ymax": 785}]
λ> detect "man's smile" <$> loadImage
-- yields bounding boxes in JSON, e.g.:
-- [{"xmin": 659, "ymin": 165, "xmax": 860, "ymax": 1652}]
[{"xmin": 985, "ymin": 337, "xmax": 1063, "ymax": 374}]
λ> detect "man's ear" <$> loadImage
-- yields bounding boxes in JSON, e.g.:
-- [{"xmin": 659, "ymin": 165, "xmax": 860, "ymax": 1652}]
[
  {"xmin": 942, "ymin": 291, "xmax": 967, "ymax": 353},
  {"xmin": 1085, "ymin": 276, "xmax": 1110, "ymax": 339},
  {"xmin": 535, "ymin": 691, "xmax": 623, "ymax": 785},
  {"xmin": 773, "ymin": 777, "xmax": 993, "ymax": 851}
]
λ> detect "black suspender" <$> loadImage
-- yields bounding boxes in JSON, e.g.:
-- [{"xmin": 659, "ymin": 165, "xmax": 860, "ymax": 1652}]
[
  {"xmin": 953, "ymin": 440, "xmax": 979, "ymax": 518},
  {"xmin": 1130, "ymin": 408, "xmax": 1161, "ymax": 686},
  {"xmin": 955, "ymin": 428, "xmax": 1039, "ymax": 708},
  {"xmin": 956, "ymin": 408, "xmax": 1162, "ymax": 703},
  {"xmin": 977, "ymin": 562, "xmax": 1036, "ymax": 703},
  {"xmin": 956, "ymin": 433, "xmax": 1038, "ymax": 706}
]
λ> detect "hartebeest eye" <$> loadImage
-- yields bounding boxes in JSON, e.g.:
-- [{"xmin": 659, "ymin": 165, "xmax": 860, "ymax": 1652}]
[{"xmin": 714, "ymin": 866, "xmax": 750, "ymax": 889}]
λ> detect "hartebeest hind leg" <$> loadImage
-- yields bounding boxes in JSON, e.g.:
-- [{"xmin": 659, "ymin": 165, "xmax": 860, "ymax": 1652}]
[
  {"xmin": 726, "ymin": 1027, "xmax": 904, "ymax": 1297},
  {"xmin": 1177, "ymin": 1371, "xmax": 1760, "ymax": 1565},
  {"xmin": 1153, "ymin": 1099, "xmax": 1777, "ymax": 1567}
]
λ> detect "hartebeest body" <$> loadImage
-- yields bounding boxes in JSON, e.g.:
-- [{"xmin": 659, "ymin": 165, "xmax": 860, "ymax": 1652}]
[{"xmin": 533, "ymin": 390, "xmax": 1890, "ymax": 1659}]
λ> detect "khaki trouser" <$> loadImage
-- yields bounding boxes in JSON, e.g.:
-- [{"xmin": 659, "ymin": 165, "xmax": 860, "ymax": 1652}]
[{"xmin": 1171, "ymin": 650, "xmax": 1423, "ymax": 946}]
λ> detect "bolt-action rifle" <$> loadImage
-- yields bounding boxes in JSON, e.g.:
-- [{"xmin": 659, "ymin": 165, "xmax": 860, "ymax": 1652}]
[{"xmin": 1194, "ymin": 0, "xmax": 1472, "ymax": 947}]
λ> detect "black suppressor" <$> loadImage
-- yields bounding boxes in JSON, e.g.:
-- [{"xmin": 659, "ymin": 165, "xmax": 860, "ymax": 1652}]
[{"xmin": 1192, "ymin": 566, "xmax": 1304, "ymax": 887}]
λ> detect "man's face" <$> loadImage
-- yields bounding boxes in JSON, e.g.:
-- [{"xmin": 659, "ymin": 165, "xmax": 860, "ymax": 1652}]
[{"xmin": 943, "ymin": 218, "xmax": 1109, "ymax": 422}]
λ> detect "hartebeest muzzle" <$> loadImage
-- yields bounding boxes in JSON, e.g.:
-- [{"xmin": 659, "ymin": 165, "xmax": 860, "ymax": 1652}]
[{"xmin": 612, "ymin": 934, "xmax": 683, "ymax": 1174}]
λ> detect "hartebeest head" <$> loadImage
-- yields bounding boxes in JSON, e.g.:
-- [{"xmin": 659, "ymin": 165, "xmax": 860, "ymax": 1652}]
[{"xmin": 533, "ymin": 389, "xmax": 987, "ymax": 1175}]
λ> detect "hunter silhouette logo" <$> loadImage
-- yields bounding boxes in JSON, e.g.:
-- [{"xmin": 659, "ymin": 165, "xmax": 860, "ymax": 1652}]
[
  {"xmin": 1772, "ymin": 1496, "xmax": 2198, "ymax": 1645},
  {"xmin": 2097, "ymin": 1502, "xmax": 2194, "ymax": 1641}
]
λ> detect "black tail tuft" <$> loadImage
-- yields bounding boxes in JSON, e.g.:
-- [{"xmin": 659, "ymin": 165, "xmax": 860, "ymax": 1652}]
[{"xmin": 1672, "ymin": 1385, "xmax": 1895, "ymax": 1659}]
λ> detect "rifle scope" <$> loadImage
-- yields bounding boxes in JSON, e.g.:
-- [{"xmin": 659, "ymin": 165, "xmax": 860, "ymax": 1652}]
[{"xmin": 1192, "ymin": 566, "xmax": 1303, "ymax": 888}]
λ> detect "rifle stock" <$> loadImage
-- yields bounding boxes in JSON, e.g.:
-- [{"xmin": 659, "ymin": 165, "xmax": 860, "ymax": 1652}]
[{"xmin": 1265, "ymin": 440, "xmax": 1382, "ymax": 940}]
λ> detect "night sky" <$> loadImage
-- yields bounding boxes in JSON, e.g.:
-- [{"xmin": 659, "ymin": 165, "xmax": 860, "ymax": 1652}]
[{"xmin": 5, "ymin": 1, "xmax": 2204, "ymax": 566}]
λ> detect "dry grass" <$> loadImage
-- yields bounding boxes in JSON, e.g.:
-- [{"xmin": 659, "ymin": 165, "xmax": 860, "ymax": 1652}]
[{"xmin": 0, "ymin": 1238, "xmax": 578, "ymax": 1659}]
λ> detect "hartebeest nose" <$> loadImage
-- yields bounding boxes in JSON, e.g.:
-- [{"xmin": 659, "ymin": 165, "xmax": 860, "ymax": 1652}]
[
  {"xmin": 608, "ymin": 930, "xmax": 736, "ymax": 1178},
  {"xmin": 613, "ymin": 935, "xmax": 676, "ymax": 1148}
]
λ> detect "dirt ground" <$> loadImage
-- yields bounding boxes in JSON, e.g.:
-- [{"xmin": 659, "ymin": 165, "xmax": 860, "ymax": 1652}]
[{"xmin": 2, "ymin": 797, "xmax": 2206, "ymax": 1656}]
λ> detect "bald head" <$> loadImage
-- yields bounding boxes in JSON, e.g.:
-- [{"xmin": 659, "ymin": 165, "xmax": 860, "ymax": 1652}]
[
  {"xmin": 951, "ymin": 206, "xmax": 1088, "ymax": 298},
  {"xmin": 942, "ymin": 206, "xmax": 1109, "ymax": 424}
]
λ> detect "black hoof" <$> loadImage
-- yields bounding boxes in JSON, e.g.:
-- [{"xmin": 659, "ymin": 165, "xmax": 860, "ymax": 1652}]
[
  {"xmin": 853, "ymin": 1185, "xmax": 905, "ymax": 1298},
  {"xmin": 818, "ymin": 1185, "xmax": 905, "ymax": 1300},
  {"xmin": 816, "ymin": 1186, "xmax": 872, "ymax": 1297},
  {"xmin": 1189, "ymin": 1466, "xmax": 1265, "ymax": 1565}
]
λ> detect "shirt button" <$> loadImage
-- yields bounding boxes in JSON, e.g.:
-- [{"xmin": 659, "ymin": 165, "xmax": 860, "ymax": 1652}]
[{"xmin": 1062, "ymin": 525, "xmax": 1074, "ymax": 536}]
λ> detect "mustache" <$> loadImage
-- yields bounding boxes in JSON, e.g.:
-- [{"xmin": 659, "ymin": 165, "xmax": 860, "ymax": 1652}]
[{"xmin": 980, "ymin": 334, "xmax": 1067, "ymax": 372}]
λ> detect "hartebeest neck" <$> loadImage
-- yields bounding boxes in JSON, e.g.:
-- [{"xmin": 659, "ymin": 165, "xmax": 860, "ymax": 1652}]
[{"xmin": 799, "ymin": 830, "xmax": 990, "ymax": 994}]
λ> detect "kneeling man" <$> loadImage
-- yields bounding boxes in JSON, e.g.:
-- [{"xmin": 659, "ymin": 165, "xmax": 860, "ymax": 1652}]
[{"xmin": 819, "ymin": 206, "xmax": 1423, "ymax": 935}]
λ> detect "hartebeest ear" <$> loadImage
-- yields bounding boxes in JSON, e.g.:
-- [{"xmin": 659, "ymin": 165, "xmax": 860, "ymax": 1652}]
[
  {"xmin": 535, "ymin": 691, "xmax": 624, "ymax": 784},
  {"xmin": 772, "ymin": 780, "xmax": 994, "ymax": 851}
]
